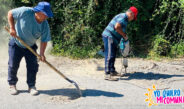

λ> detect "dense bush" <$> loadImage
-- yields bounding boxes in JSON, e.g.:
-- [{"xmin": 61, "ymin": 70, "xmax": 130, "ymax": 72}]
[
  {"xmin": 149, "ymin": 0, "xmax": 184, "ymax": 58},
  {"xmin": 48, "ymin": 0, "xmax": 158, "ymax": 58},
  {"xmin": 170, "ymin": 42, "xmax": 184, "ymax": 57},
  {"xmin": 0, "ymin": 0, "xmax": 12, "ymax": 29},
  {"xmin": 149, "ymin": 35, "xmax": 170, "ymax": 57},
  {"xmin": 4, "ymin": 0, "xmax": 184, "ymax": 58}
]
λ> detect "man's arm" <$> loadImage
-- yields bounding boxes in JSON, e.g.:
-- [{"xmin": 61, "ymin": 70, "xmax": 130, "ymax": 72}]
[
  {"xmin": 8, "ymin": 10, "xmax": 17, "ymax": 38},
  {"xmin": 115, "ymin": 23, "xmax": 128, "ymax": 40},
  {"xmin": 40, "ymin": 42, "xmax": 47, "ymax": 62}
]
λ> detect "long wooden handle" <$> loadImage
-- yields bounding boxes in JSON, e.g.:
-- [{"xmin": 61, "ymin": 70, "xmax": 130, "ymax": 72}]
[
  {"xmin": 4, "ymin": 26, "xmax": 68, "ymax": 80},
  {"xmin": 5, "ymin": 26, "xmax": 41, "ymax": 58}
]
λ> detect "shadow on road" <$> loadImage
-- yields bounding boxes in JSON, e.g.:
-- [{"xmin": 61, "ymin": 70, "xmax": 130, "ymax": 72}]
[
  {"xmin": 120, "ymin": 72, "xmax": 184, "ymax": 80},
  {"xmin": 82, "ymin": 89, "xmax": 123, "ymax": 97},
  {"xmin": 38, "ymin": 88, "xmax": 123, "ymax": 99},
  {"xmin": 96, "ymin": 66, "xmax": 105, "ymax": 71}
]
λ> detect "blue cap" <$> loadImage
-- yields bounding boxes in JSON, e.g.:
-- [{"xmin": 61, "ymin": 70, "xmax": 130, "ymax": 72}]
[{"xmin": 33, "ymin": 2, "xmax": 53, "ymax": 18}]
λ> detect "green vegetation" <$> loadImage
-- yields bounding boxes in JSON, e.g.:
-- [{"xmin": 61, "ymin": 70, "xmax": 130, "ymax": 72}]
[
  {"xmin": 1, "ymin": 0, "xmax": 184, "ymax": 59},
  {"xmin": 149, "ymin": 35, "xmax": 170, "ymax": 57},
  {"xmin": 0, "ymin": 0, "xmax": 12, "ymax": 29}
]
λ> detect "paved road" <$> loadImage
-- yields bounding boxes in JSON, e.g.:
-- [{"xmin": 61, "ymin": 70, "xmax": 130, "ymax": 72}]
[{"xmin": 1, "ymin": 54, "xmax": 184, "ymax": 109}]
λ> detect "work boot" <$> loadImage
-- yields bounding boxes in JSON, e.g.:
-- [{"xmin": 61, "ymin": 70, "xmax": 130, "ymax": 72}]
[
  {"xmin": 104, "ymin": 74, "xmax": 118, "ymax": 81},
  {"xmin": 29, "ymin": 86, "xmax": 39, "ymax": 96},
  {"xmin": 10, "ymin": 85, "xmax": 18, "ymax": 95},
  {"xmin": 110, "ymin": 71, "xmax": 122, "ymax": 76}
]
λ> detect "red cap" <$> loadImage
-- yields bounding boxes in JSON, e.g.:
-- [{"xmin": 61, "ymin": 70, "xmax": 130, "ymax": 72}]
[{"xmin": 129, "ymin": 6, "xmax": 138, "ymax": 20}]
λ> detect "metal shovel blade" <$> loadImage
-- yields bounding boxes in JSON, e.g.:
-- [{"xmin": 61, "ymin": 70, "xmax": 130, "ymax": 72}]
[{"xmin": 66, "ymin": 78, "xmax": 82, "ymax": 96}]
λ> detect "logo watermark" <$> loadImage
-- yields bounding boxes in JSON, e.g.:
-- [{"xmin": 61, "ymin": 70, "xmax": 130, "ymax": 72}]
[{"xmin": 145, "ymin": 84, "xmax": 183, "ymax": 107}]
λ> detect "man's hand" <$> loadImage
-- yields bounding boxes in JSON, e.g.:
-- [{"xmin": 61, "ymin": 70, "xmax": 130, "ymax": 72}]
[
  {"xmin": 115, "ymin": 23, "xmax": 127, "ymax": 41},
  {"xmin": 39, "ymin": 54, "xmax": 46, "ymax": 62},
  {"xmin": 10, "ymin": 28, "xmax": 17, "ymax": 38},
  {"xmin": 124, "ymin": 36, "xmax": 128, "ymax": 41},
  {"xmin": 40, "ymin": 42, "xmax": 47, "ymax": 62}
]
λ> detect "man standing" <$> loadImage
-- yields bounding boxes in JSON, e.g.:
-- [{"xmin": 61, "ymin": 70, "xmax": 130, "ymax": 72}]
[
  {"xmin": 7, "ymin": 2, "xmax": 53, "ymax": 95},
  {"xmin": 102, "ymin": 6, "xmax": 138, "ymax": 81}
]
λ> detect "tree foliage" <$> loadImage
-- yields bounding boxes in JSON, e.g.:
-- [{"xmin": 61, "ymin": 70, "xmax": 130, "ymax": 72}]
[{"xmin": 2, "ymin": 0, "xmax": 184, "ymax": 58}]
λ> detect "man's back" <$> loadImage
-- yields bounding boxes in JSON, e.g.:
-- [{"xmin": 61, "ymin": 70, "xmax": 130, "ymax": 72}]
[{"xmin": 102, "ymin": 13, "xmax": 128, "ymax": 42}]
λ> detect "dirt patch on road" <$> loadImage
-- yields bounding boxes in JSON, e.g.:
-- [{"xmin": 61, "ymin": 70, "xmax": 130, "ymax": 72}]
[{"xmin": 39, "ymin": 85, "xmax": 84, "ymax": 104}]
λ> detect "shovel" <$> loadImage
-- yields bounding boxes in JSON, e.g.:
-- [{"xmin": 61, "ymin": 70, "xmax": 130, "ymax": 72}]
[{"xmin": 5, "ymin": 26, "xmax": 82, "ymax": 96}]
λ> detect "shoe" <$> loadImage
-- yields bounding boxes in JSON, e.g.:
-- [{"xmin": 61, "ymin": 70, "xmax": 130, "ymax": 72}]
[
  {"xmin": 105, "ymin": 74, "xmax": 110, "ymax": 80},
  {"xmin": 10, "ymin": 85, "xmax": 18, "ymax": 95},
  {"xmin": 104, "ymin": 74, "xmax": 118, "ymax": 81},
  {"xmin": 28, "ymin": 86, "xmax": 39, "ymax": 96},
  {"xmin": 110, "ymin": 71, "xmax": 122, "ymax": 76}
]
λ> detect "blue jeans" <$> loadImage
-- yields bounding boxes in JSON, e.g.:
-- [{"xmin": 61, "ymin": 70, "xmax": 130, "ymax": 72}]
[
  {"xmin": 8, "ymin": 39, "xmax": 39, "ymax": 88},
  {"xmin": 103, "ymin": 36, "xmax": 118, "ymax": 74}
]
